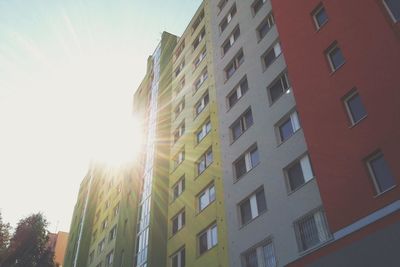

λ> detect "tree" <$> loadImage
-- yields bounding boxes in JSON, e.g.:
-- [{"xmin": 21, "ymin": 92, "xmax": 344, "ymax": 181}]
[
  {"xmin": 0, "ymin": 213, "xmax": 55, "ymax": 267},
  {"xmin": 0, "ymin": 212, "xmax": 11, "ymax": 262}
]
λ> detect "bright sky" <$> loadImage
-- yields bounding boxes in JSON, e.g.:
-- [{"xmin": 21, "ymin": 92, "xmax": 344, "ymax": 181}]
[{"xmin": 0, "ymin": 0, "xmax": 201, "ymax": 232}]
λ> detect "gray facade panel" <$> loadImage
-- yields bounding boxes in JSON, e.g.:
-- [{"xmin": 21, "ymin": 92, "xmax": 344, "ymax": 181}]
[{"xmin": 209, "ymin": 0, "xmax": 324, "ymax": 266}]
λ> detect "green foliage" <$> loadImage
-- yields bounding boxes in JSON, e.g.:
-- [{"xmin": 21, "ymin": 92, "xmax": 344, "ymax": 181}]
[
  {"xmin": 0, "ymin": 212, "xmax": 11, "ymax": 262},
  {"xmin": 0, "ymin": 213, "xmax": 55, "ymax": 267}
]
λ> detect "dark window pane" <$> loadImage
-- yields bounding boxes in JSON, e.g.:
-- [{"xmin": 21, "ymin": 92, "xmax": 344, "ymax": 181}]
[
  {"xmin": 385, "ymin": 0, "xmax": 400, "ymax": 21},
  {"xmin": 244, "ymin": 249, "xmax": 258, "ymax": 267},
  {"xmin": 330, "ymin": 47, "xmax": 345, "ymax": 70},
  {"xmin": 288, "ymin": 162, "xmax": 305, "ymax": 190},
  {"xmin": 370, "ymin": 155, "xmax": 396, "ymax": 192},
  {"xmin": 279, "ymin": 118, "xmax": 294, "ymax": 141},
  {"xmin": 347, "ymin": 94, "xmax": 367, "ymax": 123},
  {"xmin": 256, "ymin": 190, "xmax": 267, "ymax": 213},
  {"xmin": 240, "ymin": 199, "xmax": 252, "ymax": 225},
  {"xmin": 250, "ymin": 149, "xmax": 259, "ymax": 167},
  {"xmin": 172, "ymin": 217, "xmax": 178, "ymax": 234},
  {"xmin": 264, "ymin": 49, "xmax": 277, "ymax": 68},
  {"xmin": 172, "ymin": 255, "xmax": 178, "ymax": 267},
  {"xmin": 229, "ymin": 93, "xmax": 238, "ymax": 107},
  {"xmin": 199, "ymin": 232, "xmax": 208, "ymax": 254},
  {"xmin": 259, "ymin": 19, "xmax": 272, "ymax": 39},
  {"xmin": 253, "ymin": 0, "xmax": 264, "ymax": 14},
  {"xmin": 232, "ymin": 121, "xmax": 242, "ymax": 140},
  {"xmin": 181, "ymin": 249, "xmax": 185, "ymax": 267},
  {"xmin": 315, "ymin": 8, "xmax": 328, "ymax": 27},
  {"xmin": 235, "ymin": 158, "xmax": 247, "ymax": 178},
  {"xmin": 298, "ymin": 216, "xmax": 319, "ymax": 250},
  {"xmin": 269, "ymin": 78, "xmax": 284, "ymax": 102},
  {"xmin": 244, "ymin": 110, "xmax": 253, "ymax": 129},
  {"xmin": 241, "ymin": 79, "xmax": 249, "ymax": 94}
]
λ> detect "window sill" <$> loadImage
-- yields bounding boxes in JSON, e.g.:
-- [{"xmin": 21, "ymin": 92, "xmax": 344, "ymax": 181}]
[
  {"xmin": 238, "ymin": 209, "xmax": 267, "ymax": 230},
  {"xmin": 374, "ymin": 185, "xmax": 397, "ymax": 198},
  {"xmin": 196, "ymin": 200, "xmax": 216, "ymax": 217},
  {"xmin": 287, "ymin": 177, "xmax": 316, "ymax": 196},
  {"xmin": 276, "ymin": 128, "xmax": 302, "ymax": 148},
  {"xmin": 195, "ymin": 162, "xmax": 214, "ymax": 180},
  {"xmin": 233, "ymin": 162, "xmax": 260, "ymax": 184},
  {"xmin": 348, "ymin": 115, "xmax": 367, "ymax": 128},
  {"xmin": 329, "ymin": 61, "xmax": 346, "ymax": 76}
]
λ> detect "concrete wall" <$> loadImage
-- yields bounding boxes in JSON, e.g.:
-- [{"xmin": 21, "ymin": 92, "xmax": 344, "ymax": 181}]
[{"xmin": 209, "ymin": 1, "xmax": 324, "ymax": 266}]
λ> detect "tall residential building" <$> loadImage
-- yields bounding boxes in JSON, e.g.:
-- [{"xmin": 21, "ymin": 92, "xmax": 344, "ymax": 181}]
[
  {"xmin": 66, "ymin": 1, "xmax": 399, "ymax": 267},
  {"xmin": 64, "ymin": 164, "xmax": 141, "ymax": 267}
]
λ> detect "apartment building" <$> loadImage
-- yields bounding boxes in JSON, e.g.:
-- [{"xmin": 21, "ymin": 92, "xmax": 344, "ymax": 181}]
[
  {"xmin": 66, "ymin": 1, "xmax": 399, "ymax": 266},
  {"xmin": 64, "ymin": 164, "xmax": 140, "ymax": 267}
]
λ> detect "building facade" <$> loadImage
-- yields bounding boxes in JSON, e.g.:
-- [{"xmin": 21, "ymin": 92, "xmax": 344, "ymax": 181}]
[
  {"xmin": 66, "ymin": 1, "xmax": 400, "ymax": 266},
  {"xmin": 48, "ymin": 231, "xmax": 69, "ymax": 267}
]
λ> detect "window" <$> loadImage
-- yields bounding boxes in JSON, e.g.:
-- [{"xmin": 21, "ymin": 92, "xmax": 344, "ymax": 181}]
[
  {"xmin": 295, "ymin": 209, "xmax": 330, "ymax": 252},
  {"xmin": 326, "ymin": 42, "xmax": 345, "ymax": 71},
  {"xmin": 172, "ymin": 210, "xmax": 185, "ymax": 235},
  {"xmin": 198, "ymin": 184, "xmax": 216, "ymax": 211},
  {"xmin": 312, "ymin": 5, "xmax": 328, "ymax": 29},
  {"xmin": 192, "ymin": 10, "xmax": 204, "ymax": 33},
  {"xmin": 231, "ymin": 108, "xmax": 253, "ymax": 141},
  {"xmin": 234, "ymin": 145, "xmax": 260, "ymax": 179},
  {"xmin": 113, "ymin": 202, "xmax": 120, "ymax": 218},
  {"xmin": 195, "ymin": 92, "xmax": 209, "ymax": 116},
  {"xmin": 101, "ymin": 217, "xmax": 108, "ymax": 231},
  {"xmin": 277, "ymin": 111, "xmax": 301, "ymax": 142},
  {"xmin": 174, "ymin": 99, "xmax": 185, "ymax": 118},
  {"xmin": 109, "ymin": 225, "xmax": 117, "ymax": 242},
  {"xmin": 106, "ymin": 250, "xmax": 114, "ymax": 267},
  {"xmin": 383, "ymin": 0, "xmax": 400, "ymax": 22},
  {"xmin": 220, "ymin": 4, "xmax": 237, "ymax": 33},
  {"xmin": 227, "ymin": 76, "xmax": 248, "ymax": 108},
  {"xmin": 344, "ymin": 91, "xmax": 367, "ymax": 125},
  {"xmin": 171, "ymin": 247, "xmax": 185, "ymax": 267},
  {"xmin": 252, "ymin": 0, "xmax": 266, "ymax": 15},
  {"xmin": 193, "ymin": 27, "xmax": 206, "ymax": 50},
  {"xmin": 89, "ymin": 250, "xmax": 94, "ymax": 264},
  {"xmin": 175, "ymin": 60, "xmax": 185, "ymax": 77},
  {"xmin": 174, "ymin": 122, "xmax": 185, "ymax": 143},
  {"xmin": 196, "ymin": 119, "xmax": 211, "ymax": 143},
  {"xmin": 218, "ymin": 0, "xmax": 228, "ymax": 13},
  {"xmin": 222, "ymin": 25, "xmax": 240, "ymax": 55},
  {"xmin": 286, "ymin": 154, "xmax": 314, "ymax": 192},
  {"xmin": 263, "ymin": 42, "xmax": 282, "ymax": 69},
  {"xmin": 197, "ymin": 147, "xmax": 213, "ymax": 175},
  {"xmin": 225, "ymin": 49, "xmax": 244, "ymax": 80},
  {"xmin": 172, "ymin": 176, "xmax": 185, "ymax": 200},
  {"xmin": 242, "ymin": 241, "xmax": 276, "ymax": 267},
  {"xmin": 239, "ymin": 188, "xmax": 267, "ymax": 225},
  {"xmin": 257, "ymin": 13, "xmax": 275, "ymax": 40},
  {"xmin": 194, "ymin": 47, "xmax": 207, "ymax": 69},
  {"xmin": 174, "ymin": 148, "xmax": 185, "ymax": 168},
  {"xmin": 268, "ymin": 72, "xmax": 290, "ymax": 103},
  {"xmin": 198, "ymin": 224, "xmax": 218, "ymax": 255},
  {"xmin": 366, "ymin": 152, "xmax": 396, "ymax": 194},
  {"xmin": 175, "ymin": 40, "xmax": 185, "ymax": 60},
  {"xmin": 98, "ymin": 238, "xmax": 105, "ymax": 254},
  {"xmin": 194, "ymin": 68, "xmax": 208, "ymax": 91}
]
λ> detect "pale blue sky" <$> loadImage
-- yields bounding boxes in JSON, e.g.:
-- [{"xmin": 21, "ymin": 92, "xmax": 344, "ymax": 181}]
[{"xmin": 0, "ymin": 0, "xmax": 201, "ymax": 232}]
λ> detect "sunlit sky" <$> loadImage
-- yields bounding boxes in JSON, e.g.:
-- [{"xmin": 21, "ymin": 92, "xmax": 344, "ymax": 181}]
[{"xmin": 0, "ymin": 0, "xmax": 201, "ymax": 232}]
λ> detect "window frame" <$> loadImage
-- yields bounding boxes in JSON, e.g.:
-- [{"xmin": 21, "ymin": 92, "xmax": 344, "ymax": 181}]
[
  {"xmin": 366, "ymin": 151, "xmax": 397, "ymax": 195},
  {"xmin": 227, "ymin": 76, "xmax": 249, "ymax": 109},
  {"xmin": 172, "ymin": 175, "xmax": 185, "ymax": 201},
  {"xmin": 198, "ymin": 183, "xmax": 216, "ymax": 212},
  {"xmin": 294, "ymin": 208, "xmax": 331, "ymax": 252},
  {"xmin": 238, "ymin": 186, "xmax": 267, "ymax": 226},
  {"xmin": 219, "ymin": 4, "xmax": 237, "ymax": 33},
  {"xmin": 196, "ymin": 147, "xmax": 213, "ymax": 176},
  {"xmin": 194, "ymin": 68, "xmax": 208, "ymax": 92},
  {"xmin": 252, "ymin": 0, "xmax": 267, "ymax": 16},
  {"xmin": 222, "ymin": 24, "xmax": 240, "ymax": 56},
  {"xmin": 233, "ymin": 144, "xmax": 260, "ymax": 181},
  {"xmin": 343, "ymin": 89, "xmax": 367, "ymax": 126},
  {"xmin": 241, "ymin": 238, "xmax": 277, "ymax": 267},
  {"xmin": 257, "ymin": 12, "xmax": 275, "ymax": 41},
  {"xmin": 311, "ymin": 4, "xmax": 328, "ymax": 30},
  {"xmin": 267, "ymin": 71, "xmax": 291, "ymax": 104},
  {"xmin": 284, "ymin": 154, "xmax": 315, "ymax": 193},
  {"xmin": 230, "ymin": 107, "xmax": 254, "ymax": 142},
  {"xmin": 171, "ymin": 208, "xmax": 186, "ymax": 235},
  {"xmin": 198, "ymin": 223, "xmax": 218, "ymax": 256},
  {"xmin": 225, "ymin": 48, "xmax": 244, "ymax": 80},
  {"xmin": 196, "ymin": 118, "xmax": 212, "ymax": 143},
  {"xmin": 262, "ymin": 40, "xmax": 282, "ymax": 71},
  {"xmin": 275, "ymin": 110, "xmax": 301, "ymax": 143},
  {"xmin": 194, "ymin": 91, "xmax": 210, "ymax": 117},
  {"xmin": 382, "ymin": 0, "xmax": 400, "ymax": 22},
  {"xmin": 171, "ymin": 246, "xmax": 185, "ymax": 267},
  {"xmin": 326, "ymin": 42, "xmax": 345, "ymax": 72}
]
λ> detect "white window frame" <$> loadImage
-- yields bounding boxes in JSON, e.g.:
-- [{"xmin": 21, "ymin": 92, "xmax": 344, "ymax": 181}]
[
  {"xmin": 312, "ymin": 4, "xmax": 328, "ymax": 29},
  {"xmin": 195, "ymin": 92, "xmax": 209, "ymax": 116},
  {"xmin": 234, "ymin": 145, "xmax": 259, "ymax": 179},
  {"xmin": 277, "ymin": 110, "xmax": 301, "ymax": 143},
  {"xmin": 219, "ymin": 4, "xmax": 237, "ymax": 33},
  {"xmin": 366, "ymin": 151, "xmax": 397, "ymax": 194},
  {"xmin": 263, "ymin": 41, "xmax": 282, "ymax": 70},
  {"xmin": 106, "ymin": 250, "xmax": 114, "ymax": 267},
  {"xmin": 194, "ymin": 47, "xmax": 207, "ymax": 69},
  {"xmin": 294, "ymin": 208, "xmax": 331, "ymax": 252},
  {"xmin": 239, "ymin": 188, "xmax": 267, "ymax": 226},
  {"xmin": 194, "ymin": 68, "xmax": 208, "ymax": 91},
  {"xmin": 222, "ymin": 25, "xmax": 240, "ymax": 56},
  {"xmin": 242, "ymin": 239, "xmax": 277, "ymax": 267},
  {"xmin": 257, "ymin": 12, "xmax": 275, "ymax": 40},
  {"xmin": 198, "ymin": 224, "xmax": 218, "ymax": 255},
  {"xmin": 196, "ymin": 119, "xmax": 212, "ymax": 143},
  {"xmin": 172, "ymin": 176, "xmax": 185, "ymax": 200},
  {"xmin": 172, "ymin": 209, "xmax": 185, "ymax": 235},
  {"xmin": 382, "ymin": 0, "xmax": 400, "ymax": 22},
  {"xmin": 227, "ymin": 76, "xmax": 248, "ymax": 108},
  {"xmin": 198, "ymin": 184, "xmax": 216, "ymax": 211},
  {"xmin": 171, "ymin": 247, "xmax": 185, "ymax": 267},
  {"xmin": 286, "ymin": 154, "xmax": 314, "ymax": 192},
  {"xmin": 197, "ymin": 147, "xmax": 213, "ymax": 175},
  {"xmin": 343, "ymin": 90, "xmax": 367, "ymax": 125},
  {"xmin": 326, "ymin": 42, "xmax": 345, "ymax": 72}
]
